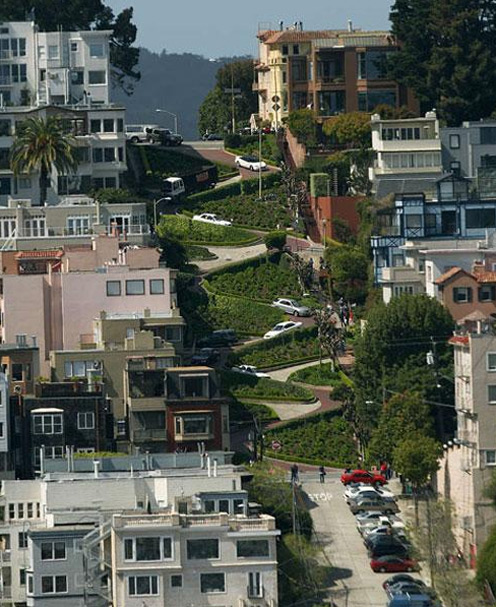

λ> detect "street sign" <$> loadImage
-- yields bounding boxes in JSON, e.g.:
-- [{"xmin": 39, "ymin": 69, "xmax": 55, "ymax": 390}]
[
  {"xmin": 224, "ymin": 88, "xmax": 241, "ymax": 94},
  {"xmin": 271, "ymin": 95, "xmax": 280, "ymax": 103},
  {"xmin": 272, "ymin": 103, "xmax": 280, "ymax": 112},
  {"xmin": 271, "ymin": 440, "xmax": 282, "ymax": 452}
]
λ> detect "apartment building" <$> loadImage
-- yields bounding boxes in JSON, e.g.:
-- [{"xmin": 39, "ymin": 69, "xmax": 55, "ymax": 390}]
[
  {"xmin": 0, "ymin": 21, "xmax": 126, "ymax": 205},
  {"xmin": 437, "ymin": 329, "xmax": 496, "ymax": 564},
  {"xmin": 254, "ymin": 23, "xmax": 418, "ymax": 128}
]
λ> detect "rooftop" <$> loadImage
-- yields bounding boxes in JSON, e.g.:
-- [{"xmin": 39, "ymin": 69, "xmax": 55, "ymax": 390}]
[{"xmin": 259, "ymin": 28, "xmax": 394, "ymax": 46}]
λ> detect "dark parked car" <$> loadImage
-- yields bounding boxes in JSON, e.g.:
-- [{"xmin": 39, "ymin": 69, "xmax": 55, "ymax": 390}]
[
  {"xmin": 368, "ymin": 536, "xmax": 410, "ymax": 558},
  {"xmin": 365, "ymin": 533, "xmax": 410, "ymax": 552},
  {"xmin": 383, "ymin": 574, "xmax": 426, "ymax": 591},
  {"xmin": 198, "ymin": 329, "xmax": 238, "ymax": 347},
  {"xmin": 190, "ymin": 348, "xmax": 220, "ymax": 365},
  {"xmin": 202, "ymin": 133, "xmax": 223, "ymax": 141}
]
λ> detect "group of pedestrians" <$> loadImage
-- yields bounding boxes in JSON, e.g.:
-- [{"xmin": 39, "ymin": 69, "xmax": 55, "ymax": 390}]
[{"xmin": 290, "ymin": 463, "xmax": 327, "ymax": 484}]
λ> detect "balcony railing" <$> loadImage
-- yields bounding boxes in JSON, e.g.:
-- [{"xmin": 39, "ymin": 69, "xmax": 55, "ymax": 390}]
[
  {"xmin": 7, "ymin": 224, "xmax": 151, "ymax": 239},
  {"xmin": 133, "ymin": 428, "xmax": 167, "ymax": 441}
]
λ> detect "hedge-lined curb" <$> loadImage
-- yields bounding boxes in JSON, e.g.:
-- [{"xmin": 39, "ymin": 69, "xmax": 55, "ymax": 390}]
[
  {"xmin": 234, "ymin": 395, "xmax": 317, "ymax": 405},
  {"xmin": 259, "ymin": 355, "xmax": 322, "ymax": 372},
  {"xmin": 263, "ymin": 453, "xmax": 348, "ymax": 470}
]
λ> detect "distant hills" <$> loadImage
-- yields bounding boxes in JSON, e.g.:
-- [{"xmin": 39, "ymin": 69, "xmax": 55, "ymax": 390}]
[{"xmin": 111, "ymin": 48, "xmax": 251, "ymax": 140}]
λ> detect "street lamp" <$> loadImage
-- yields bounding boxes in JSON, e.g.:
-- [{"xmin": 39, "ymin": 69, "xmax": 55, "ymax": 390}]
[
  {"xmin": 153, "ymin": 197, "xmax": 171, "ymax": 227},
  {"xmin": 155, "ymin": 109, "xmax": 178, "ymax": 134}
]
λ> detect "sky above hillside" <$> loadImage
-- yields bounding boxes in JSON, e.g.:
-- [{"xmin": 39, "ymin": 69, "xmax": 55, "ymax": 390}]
[{"xmin": 106, "ymin": 0, "xmax": 394, "ymax": 58}]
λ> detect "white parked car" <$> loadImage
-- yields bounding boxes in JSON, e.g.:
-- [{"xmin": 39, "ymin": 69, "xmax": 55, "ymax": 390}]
[
  {"xmin": 235, "ymin": 155, "xmax": 267, "ymax": 172},
  {"xmin": 192, "ymin": 213, "xmax": 232, "ymax": 227},
  {"xmin": 263, "ymin": 321, "xmax": 302, "ymax": 340},
  {"xmin": 231, "ymin": 364, "xmax": 270, "ymax": 379},
  {"xmin": 343, "ymin": 484, "xmax": 395, "ymax": 501},
  {"xmin": 272, "ymin": 298, "xmax": 312, "ymax": 317}
]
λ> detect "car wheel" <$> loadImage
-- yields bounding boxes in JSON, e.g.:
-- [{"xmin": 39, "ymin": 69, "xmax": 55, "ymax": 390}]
[
  {"xmin": 379, "ymin": 567, "xmax": 387, "ymax": 573},
  {"xmin": 250, "ymin": 165, "xmax": 255, "ymax": 171},
  {"xmin": 407, "ymin": 566, "xmax": 413, "ymax": 572},
  {"xmin": 131, "ymin": 136, "xmax": 139, "ymax": 143},
  {"xmin": 294, "ymin": 310, "xmax": 299, "ymax": 317}
]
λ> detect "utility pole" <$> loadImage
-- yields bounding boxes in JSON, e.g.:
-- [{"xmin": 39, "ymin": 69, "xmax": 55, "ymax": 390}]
[
  {"xmin": 291, "ymin": 482, "xmax": 296, "ymax": 534},
  {"xmin": 231, "ymin": 64, "xmax": 236, "ymax": 134},
  {"xmin": 258, "ymin": 126, "xmax": 262, "ymax": 199}
]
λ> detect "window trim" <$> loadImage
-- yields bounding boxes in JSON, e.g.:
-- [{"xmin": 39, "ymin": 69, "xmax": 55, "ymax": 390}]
[
  {"xmin": 488, "ymin": 384, "xmax": 496, "ymax": 404},
  {"xmin": 127, "ymin": 575, "xmax": 159, "ymax": 597},
  {"xmin": 40, "ymin": 575, "xmax": 68, "ymax": 595},
  {"xmin": 150, "ymin": 278, "xmax": 165, "ymax": 295},
  {"xmin": 123, "ymin": 536, "xmax": 173, "ymax": 562},
  {"xmin": 487, "ymin": 353, "xmax": 496, "ymax": 372},
  {"xmin": 125, "ymin": 279, "xmax": 145, "ymax": 296},
  {"xmin": 106, "ymin": 280, "xmax": 121, "ymax": 297},
  {"xmin": 200, "ymin": 572, "xmax": 226, "ymax": 594},
  {"xmin": 41, "ymin": 541, "xmax": 66, "ymax": 561},
  {"xmin": 77, "ymin": 411, "xmax": 95, "ymax": 430}
]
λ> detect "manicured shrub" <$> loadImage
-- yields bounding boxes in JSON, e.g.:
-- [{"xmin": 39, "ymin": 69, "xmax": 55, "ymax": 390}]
[
  {"xmin": 289, "ymin": 363, "xmax": 341, "ymax": 386},
  {"xmin": 221, "ymin": 371, "xmax": 314, "ymax": 402},
  {"xmin": 156, "ymin": 214, "xmax": 257, "ymax": 246},
  {"xmin": 264, "ymin": 231, "xmax": 287, "ymax": 251}
]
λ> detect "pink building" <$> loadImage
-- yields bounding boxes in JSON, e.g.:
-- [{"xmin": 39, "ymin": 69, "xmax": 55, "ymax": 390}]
[{"xmin": 0, "ymin": 237, "xmax": 178, "ymax": 373}]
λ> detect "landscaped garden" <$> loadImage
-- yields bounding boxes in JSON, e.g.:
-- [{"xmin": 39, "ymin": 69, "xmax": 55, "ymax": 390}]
[
  {"xmin": 157, "ymin": 214, "xmax": 258, "ymax": 246},
  {"xmin": 229, "ymin": 326, "xmax": 320, "ymax": 368},
  {"xmin": 206, "ymin": 253, "xmax": 301, "ymax": 302},
  {"xmin": 224, "ymin": 133, "xmax": 282, "ymax": 165},
  {"xmin": 288, "ymin": 362, "xmax": 342, "ymax": 386},
  {"xmin": 220, "ymin": 370, "xmax": 314, "ymax": 402},
  {"xmin": 229, "ymin": 400, "xmax": 280, "ymax": 423},
  {"xmin": 184, "ymin": 245, "xmax": 217, "ymax": 262},
  {"xmin": 265, "ymin": 412, "xmax": 357, "ymax": 468}
]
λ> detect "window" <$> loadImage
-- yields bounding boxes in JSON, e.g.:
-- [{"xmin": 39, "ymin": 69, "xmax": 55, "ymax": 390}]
[
  {"xmin": 481, "ymin": 127, "xmax": 496, "ymax": 145},
  {"xmin": 106, "ymin": 280, "xmax": 121, "ymax": 296},
  {"xmin": 200, "ymin": 573, "xmax": 225, "ymax": 594},
  {"xmin": 248, "ymin": 572, "xmax": 263, "ymax": 598},
  {"xmin": 282, "ymin": 45, "xmax": 288, "ymax": 55},
  {"xmin": 358, "ymin": 89, "xmax": 397, "ymax": 112},
  {"xmin": 33, "ymin": 414, "xmax": 63, "ymax": 435},
  {"xmin": 90, "ymin": 119, "xmax": 101, "ymax": 133},
  {"xmin": 8, "ymin": 504, "xmax": 14, "ymax": 520},
  {"xmin": 171, "ymin": 575, "xmax": 182, "ymax": 588},
  {"xmin": 128, "ymin": 575, "xmax": 159, "ymax": 596},
  {"xmin": 318, "ymin": 90, "xmax": 345, "ymax": 115},
  {"xmin": 104, "ymin": 148, "xmax": 115, "ymax": 162},
  {"xmin": 77, "ymin": 412, "xmax": 95, "ymax": 430},
  {"xmin": 41, "ymin": 541, "xmax": 66, "ymax": 560},
  {"xmin": 18, "ymin": 532, "xmax": 28, "ymax": 549},
  {"xmin": 27, "ymin": 503, "xmax": 33, "ymax": 518},
  {"xmin": 64, "ymin": 360, "xmax": 93, "ymax": 378},
  {"xmin": 70, "ymin": 42, "xmax": 78, "ymax": 52},
  {"xmin": 17, "ymin": 503, "xmax": 24, "ymax": 519},
  {"xmin": 126, "ymin": 280, "xmax": 145, "ymax": 296},
  {"xmin": 449, "ymin": 134, "xmax": 460, "ymax": 149},
  {"xmin": 34, "ymin": 446, "xmax": 64, "ymax": 468},
  {"xmin": 291, "ymin": 58, "xmax": 307, "ymax": 82},
  {"xmin": 0, "ymin": 120, "xmax": 10, "ymax": 136},
  {"xmin": 19, "ymin": 568, "xmax": 26, "ymax": 586},
  {"xmin": 488, "ymin": 353, "xmax": 496, "ymax": 371},
  {"xmin": 150, "ymin": 279, "xmax": 164, "ymax": 295},
  {"xmin": 187, "ymin": 538, "xmax": 219, "ymax": 559},
  {"xmin": 88, "ymin": 70, "xmax": 106, "ymax": 84},
  {"xmin": 488, "ymin": 384, "xmax": 496, "ymax": 404},
  {"xmin": 11, "ymin": 363, "xmax": 23, "ymax": 381},
  {"xmin": 182, "ymin": 375, "xmax": 208, "ymax": 398},
  {"xmin": 479, "ymin": 285, "xmax": 495, "ymax": 302},
  {"xmin": 89, "ymin": 43, "xmax": 104, "ymax": 58},
  {"xmin": 465, "ymin": 208, "xmax": 496, "ymax": 229},
  {"xmin": 204, "ymin": 499, "xmax": 215, "ymax": 513},
  {"xmin": 93, "ymin": 148, "xmax": 103, "ymax": 163},
  {"xmin": 41, "ymin": 576, "xmax": 67, "ymax": 594},
  {"xmin": 27, "ymin": 574, "xmax": 33, "ymax": 594},
  {"xmin": 405, "ymin": 214, "xmax": 422, "ymax": 228},
  {"xmin": 237, "ymin": 539, "xmax": 270, "ymax": 558},
  {"xmin": 117, "ymin": 118, "xmax": 124, "ymax": 132},
  {"xmin": 292, "ymin": 44, "xmax": 299, "ymax": 55},
  {"xmin": 124, "ymin": 537, "xmax": 172, "ymax": 561},
  {"xmin": 48, "ymin": 45, "xmax": 59, "ymax": 59},
  {"xmin": 486, "ymin": 450, "xmax": 496, "ymax": 465},
  {"xmin": 453, "ymin": 287, "xmax": 472, "ymax": 304},
  {"xmin": 103, "ymin": 118, "xmax": 114, "ymax": 132}
]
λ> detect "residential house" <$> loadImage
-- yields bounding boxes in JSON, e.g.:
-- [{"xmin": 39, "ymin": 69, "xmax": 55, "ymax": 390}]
[
  {"xmin": 437, "ymin": 328, "xmax": 496, "ymax": 563},
  {"xmin": 254, "ymin": 23, "xmax": 418, "ymax": 129}
]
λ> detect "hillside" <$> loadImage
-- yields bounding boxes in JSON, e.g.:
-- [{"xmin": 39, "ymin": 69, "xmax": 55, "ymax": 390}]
[{"xmin": 111, "ymin": 48, "xmax": 251, "ymax": 140}]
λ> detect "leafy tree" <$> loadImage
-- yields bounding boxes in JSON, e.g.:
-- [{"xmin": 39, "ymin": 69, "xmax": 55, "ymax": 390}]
[
  {"xmin": 368, "ymin": 391, "xmax": 435, "ymax": 465},
  {"xmin": 287, "ymin": 109, "xmax": 318, "ymax": 147},
  {"xmin": 10, "ymin": 117, "xmax": 77, "ymax": 205},
  {"xmin": 476, "ymin": 524, "xmax": 496, "ymax": 593},
  {"xmin": 389, "ymin": 0, "xmax": 496, "ymax": 125},
  {"xmin": 156, "ymin": 233, "xmax": 188, "ymax": 270},
  {"xmin": 290, "ymin": 253, "xmax": 314, "ymax": 292},
  {"xmin": 0, "ymin": 0, "xmax": 140, "ymax": 93},
  {"xmin": 264, "ymin": 231, "xmax": 287, "ymax": 251},
  {"xmin": 393, "ymin": 432, "xmax": 443, "ymax": 523},
  {"xmin": 314, "ymin": 307, "xmax": 344, "ymax": 371},
  {"xmin": 332, "ymin": 217, "xmax": 354, "ymax": 244},
  {"xmin": 325, "ymin": 245, "xmax": 369, "ymax": 303},
  {"xmin": 322, "ymin": 112, "xmax": 372, "ymax": 148},
  {"xmin": 198, "ymin": 59, "xmax": 257, "ymax": 135}
]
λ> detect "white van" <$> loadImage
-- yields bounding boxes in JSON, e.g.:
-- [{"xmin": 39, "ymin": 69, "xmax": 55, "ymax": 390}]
[
  {"xmin": 125, "ymin": 124, "xmax": 160, "ymax": 143},
  {"xmin": 163, "ymin": 177, "xmax": 185, "ymax": 198}
]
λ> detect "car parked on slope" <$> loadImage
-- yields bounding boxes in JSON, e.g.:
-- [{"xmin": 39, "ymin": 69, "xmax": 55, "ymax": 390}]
[
  {"xmin": 363, "ymin": 525, "xmax": 407, "ymax": 543},
  {"xmin": 383, "ymin": 575, "xmax": 427, "ymax": 591},
  {"xmin": 190, "ymin": 348, "xmax": 220, "ymax": 365},
  {"xmin": 344, "ymin": 484, "xmax": 396, "ymax": 501},
  {"xmin": 357, "ymin": 514, "xmax": 405, "ymax": 535},
  {"xmin": 202, "ymin": 133, "xmax": 223, "ymax": 141},
  {"xmin": 192, "ymin": 213, "xmax": 232, "ymax": 226},
  {"xmin": 370, "ymin": 555, "xmax": 418, "ymax": 573},
  {"xmin": 263, "ymin": 321, "xmax": 303, "ymax": 340},
  {"xmin": 346, "ymin": 491, "xmax": 397, "ymax": 506},
  {"xmin": 231, "ymin": 364, "xmax": 270, "ymax": 379},
  {"xmin": 367, "ymin": 536, "xmax": 410, "ymax": 558},
  {"xmin": 235, "ymin": 155, "xmax": 267, "ymax": 171},
  {"xmin": 272, "ymin": 298, "xmax": 312, "ymax": 317},
  {"xmin": 341, "ymin": 469, "xmax": 388, "ymax": 486},
  {"xmin": 349, "ymin": 497, "xmax": 399, "ymax": 515}
]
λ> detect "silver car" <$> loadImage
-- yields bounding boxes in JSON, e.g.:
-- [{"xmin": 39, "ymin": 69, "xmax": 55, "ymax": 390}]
[{"xmin": 272, "ymin": 298, "xmax": 311, "ymax": 317}]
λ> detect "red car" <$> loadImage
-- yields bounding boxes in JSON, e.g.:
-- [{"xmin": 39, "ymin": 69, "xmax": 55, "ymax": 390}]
[
  {"xmin": 340, "ymin": 469, "xmax": 387, "ymax": 486},
  {"xmin": 370, "ymin": 555, "xmax": 418, "ymax": 573}
]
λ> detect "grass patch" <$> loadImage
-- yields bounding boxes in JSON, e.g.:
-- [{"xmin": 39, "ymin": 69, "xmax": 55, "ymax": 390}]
[
  {"xmin": 265, "ymin": 412, "xmax": 357, "ymax": 467},
  {"xmin": 225, "ymin": 133, "xmax": 282, "ymax": 165},
  {"xmin": 230, "ymin": 401, "xmax": 280, "ymax": 423},
  {"xmin": 157, "ymin": 214, "xmax": 258, "ymax": 246},
  {"xmin": 207, "ymin": 253, "xmax": 301, "ymax": 302},
  {"xmin": 288, "ymin": 362, "xmax": 341, "ymax": 386},
  {"xmin": 221, "ymin": 371, "xmax": 314, "ymax": 402},
  {"xmin": 214, "ymin": 161, "xmax": 238, "ymax": 181},
  {"xmin": 229, "ymin": 326, "xmax": 320, "ymax": 368},
  {"xmin": 185, "ymin": 245, "xmax": 217, "ymax": 261}
]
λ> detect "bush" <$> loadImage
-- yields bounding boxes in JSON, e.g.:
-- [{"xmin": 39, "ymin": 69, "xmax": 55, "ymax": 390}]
[
  {"xmin": 288, "ymin": 363, "xmax": 341, "ymax": 386},
  {"xmin": 156, "ymin": 214, "xmax": 258, "ymax": 246},
  {"xmin": 93, "ymin": 188, "xmax": 148, "ymax": 204},
  {"xmin": 184, "ymin": 245, "xmax": 217, "ymax": 262},
  {"xmin": 265, "ymin": 412, "xmax": 357, "ymax": 467},
  {"xmin": 287, "ymin": 109, "xmax": 318, "ymax": 147},
  {"xmin": 229, "ymin": 400, "xmax": 280, "ymax": 423},
  {"xmin": 206, "ymin": 295, "xmax": 284, "ymax": 336},
  {"xmin": 264, "ymin": 231, "xmax": 287, "ymax": 251},
  {"xmin": 186, "ymin": 172, "xmax": 281, "ymax": 204},
  {"xmin": 225, "ymin": 133, "xmax": 282, "ymax": 165},
  {"xmin": 229, "ymin": 326, "xmax": 320, "ymax": 368},
  {"xmin": 207, "ymin": 253, "xmax": 301, "ymax": 302},
  {"xmin": 220, "ymin": 371, "xmax": 314, "ymax": 402}
]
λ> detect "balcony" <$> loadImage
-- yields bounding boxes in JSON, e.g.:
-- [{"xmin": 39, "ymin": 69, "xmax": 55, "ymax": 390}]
[
  {"xmin": 128, "ymin": 398, "xmax": 166, "ymax": 413},
  {"xmin": 133, "ymin": 428, "xmax": 167, "ymax": 441}
]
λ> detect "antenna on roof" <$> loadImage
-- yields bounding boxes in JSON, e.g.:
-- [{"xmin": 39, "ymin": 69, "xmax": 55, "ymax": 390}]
[
  {"xmin": 279, "ymin": 20, "xmax": 283, "ymax": 31},
  {"xmin": 348, "ymin": 19, "xmax": 353, "ymax": 33}
]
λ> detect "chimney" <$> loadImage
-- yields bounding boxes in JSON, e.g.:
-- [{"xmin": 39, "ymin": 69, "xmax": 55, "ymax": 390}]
[
  {"xmin": 93, "ymin": 460, "xmax": 100, "ymax": 479},
  {"xmin": 299, "ymin": 21, "xmax": 303, "ymax": 31},
  {"xmin": 348, "ymin": 19, "xmax": 353, "ymax": 32},
  {"xmin": 279, "ymin": 20, "xmax": 283, "ymax": 31},
  {"xmin": 31, "ymin": 335, "xmax": 37, "ymax": 348}
]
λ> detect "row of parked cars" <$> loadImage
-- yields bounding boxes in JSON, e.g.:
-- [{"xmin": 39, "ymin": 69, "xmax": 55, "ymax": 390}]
[{"xmin": 341, "ymin": 470, "xmax": 441, "ymax": 607}]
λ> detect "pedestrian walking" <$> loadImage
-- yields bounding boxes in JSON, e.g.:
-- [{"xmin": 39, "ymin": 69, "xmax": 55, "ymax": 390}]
[
  {"xmin": 319, "ymin": 465, "xmax": 326, "ymax": 484},
  {"xmin": 380, "ymin": 461, "xmax": 388, "ymax": 477},
  {"xmin": 290, "ymin": 463, "xmax": 299, "ymax": 484}
]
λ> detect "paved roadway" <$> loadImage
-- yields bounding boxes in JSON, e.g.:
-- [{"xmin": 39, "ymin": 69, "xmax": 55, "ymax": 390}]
[{"xmin": 292, "ymin": 470, "xmax": 423, "ymax": 607}]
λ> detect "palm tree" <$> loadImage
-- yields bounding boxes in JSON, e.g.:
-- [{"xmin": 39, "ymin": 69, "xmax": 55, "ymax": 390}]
[{"xmin": 10, "ymin": 116, "xmax": 78, "ymax": 205}]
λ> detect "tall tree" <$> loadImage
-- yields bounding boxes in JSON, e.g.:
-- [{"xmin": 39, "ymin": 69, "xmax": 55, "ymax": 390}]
[
  {"xmin": 198, "ymin": 59, "xmax": 256, "ymax": 135},
  {"xmin": 390, "ymin": 0, "xmax": 496, "ymax": 125},
  {"xmin": 0, "ymin": 0, "xmax": 140, "ymax": 93},
  {"xmin": 10, "ymin": 117, "xmax": 77, "ymax": 205}
]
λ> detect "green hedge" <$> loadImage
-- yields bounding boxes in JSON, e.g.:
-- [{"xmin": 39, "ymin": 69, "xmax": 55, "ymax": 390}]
[
  {"xmin": 207, "ymin": 253, "xmax": 301, "ymax": 302},
  {"xmin": 156, "ymin": 214, "xmax": 258, "ymax": 246},
  {"xmin": 185, "ymin": 245, "xmax": 217, "ymax": 262},
  {"xmin": 229, "ymin": 326, "xmax": 320, "ymax": 368},
  {"xmin": 224, "ymin": 133, "xmax": 282, "ymax": 165},
  {"xmin": 289, "ymin": 362, "xmax": 341, "ymax": 386},
  {"xmin": 221, "ymin": 371, "xmax": 314, "ymax": 402},
  {"xmin": 265, "ymin": 412, "xmax": 357, "ymax": 467},
  {"xmin": 205, "ymin": 295, "xmax": 284, "ymax": 336},
  {"xmin": 187, "ymin": 172, "xmax": 281, "ymax": 204},
  {"xmin": 230, "ymin": 400, "xmax": 280, "ymax": 423}
]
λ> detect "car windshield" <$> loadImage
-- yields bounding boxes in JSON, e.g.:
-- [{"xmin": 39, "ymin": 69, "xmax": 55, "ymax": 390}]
[
  {"xmin": 289, "ymin": 300, "xmax": 301, "ymax": 306},
  {"xmin": 244, "ymin": 156, "xmax": 259, "ymax": 162}
]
